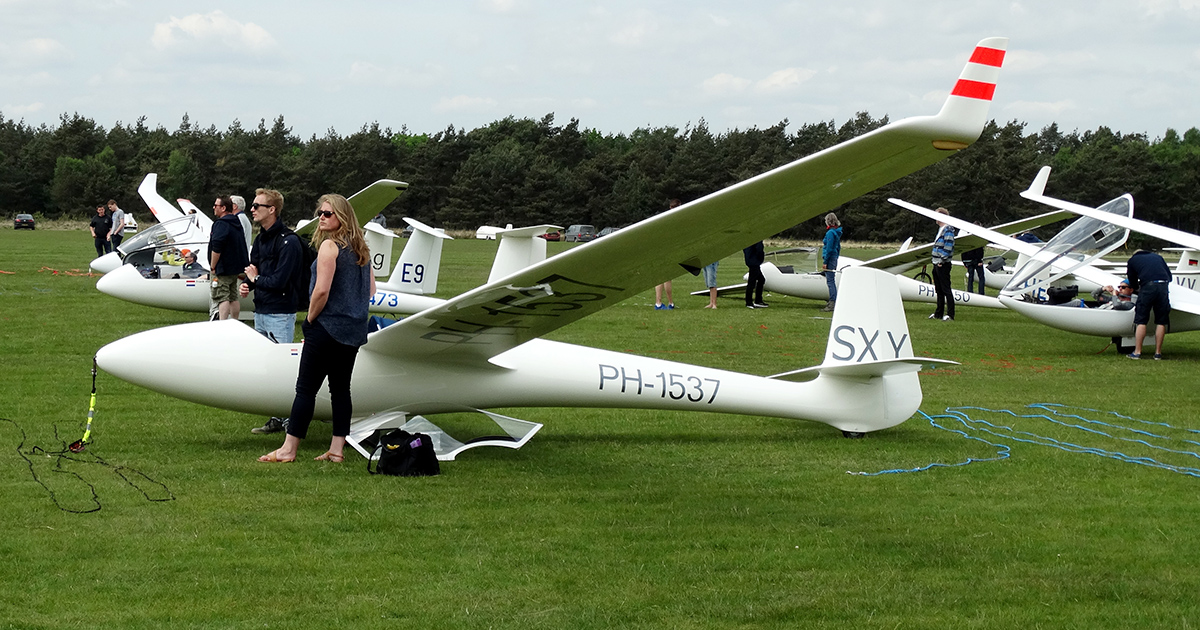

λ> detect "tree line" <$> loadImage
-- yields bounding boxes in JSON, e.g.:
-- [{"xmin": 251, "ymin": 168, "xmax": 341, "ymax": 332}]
[{"xmin": 2, "ymin": 110, "xmax": 1198, "ymax": 243}]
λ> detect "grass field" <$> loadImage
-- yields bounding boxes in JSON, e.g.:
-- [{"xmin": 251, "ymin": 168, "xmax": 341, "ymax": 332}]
[{"xmin": 2, "ymin": 226, "xmax": 1200, "ymax": 629}]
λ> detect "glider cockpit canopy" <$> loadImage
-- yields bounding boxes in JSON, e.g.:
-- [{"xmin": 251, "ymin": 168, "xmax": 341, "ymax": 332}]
[{"xmin": 1002, "ymin": 195, "xmax": 1132, "ymax": 296}]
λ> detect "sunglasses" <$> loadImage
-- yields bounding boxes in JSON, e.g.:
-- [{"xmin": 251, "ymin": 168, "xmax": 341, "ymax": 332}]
[
  {"xmin": 315, "ymin": 210, "xmax": 335, "ymax": 218},
  {"xmin": 251, "ymin": 203, "xmax": 273, "ymax": 210}
]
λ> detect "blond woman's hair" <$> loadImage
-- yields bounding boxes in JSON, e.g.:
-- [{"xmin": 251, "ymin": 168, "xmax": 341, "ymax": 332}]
[{"xmin": 311, "ymin": 193, "xmax": 370, "ymax": 266}]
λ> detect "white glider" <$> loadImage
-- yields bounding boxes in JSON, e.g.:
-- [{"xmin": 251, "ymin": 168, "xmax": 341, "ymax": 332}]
[
  {"xmin": 97, "ymin": 37, "xmax": 1006, "ymax": 457},
  {"xmin": 94, "ymin": 179, "xmax": 431, "ymax": 314},
  {"xmin": 698, "ymin": 209, "xmax": 1071, "ymax": 309},
  {"xmin": 892, "ymin": 195, "xmax": 1200, "ymax": 349},
  {"xmin": 710, "ymin": 258, "xmax": 1006, "ymax": 310},
  {"xmin": 97, "ymin": 217, "xmax": 452, "ymax": 317}
]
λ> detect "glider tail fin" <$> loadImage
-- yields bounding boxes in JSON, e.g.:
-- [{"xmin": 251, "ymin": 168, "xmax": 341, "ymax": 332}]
[
  {"xmin": 769, "ymin": 267, "xmax": 956, "ymax": 433},
  {"xmin": 378, "ymin": 218, "xmax": 452, "ymax": 294},
  {"xmin": 822, "ymin": 267, "xmax": 915, "ymax": 366}
]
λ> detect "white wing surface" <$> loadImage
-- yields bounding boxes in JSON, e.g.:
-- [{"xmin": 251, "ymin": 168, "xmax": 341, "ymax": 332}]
[
  {"xmin": 366, "ymin": 37, "xmax": 1009, "ymax": 363},
  {"xmin": 294, "ymin": 179, "xmax": 409, "ymax": 237}
]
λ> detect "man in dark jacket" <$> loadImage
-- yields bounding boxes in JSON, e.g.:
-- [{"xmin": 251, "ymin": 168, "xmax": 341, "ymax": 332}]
[
  {"xmin": 744, "ymin": 240, "xmax": 767, "ymax": 309},
  {"xmin": 208, "ymin": 195, "xmax": 249, "ymax": 320},
  {"xmin": 240, "ymin": 188, "xmax": 304, "ymax": 435},
  {"xmin": 1126, "ymin": 249, "xmax": 1172, "ymax": 359}
]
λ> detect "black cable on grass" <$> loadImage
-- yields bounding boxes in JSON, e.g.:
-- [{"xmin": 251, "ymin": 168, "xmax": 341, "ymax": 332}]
[{"xmin": 2, "ymin": 418, "xmax": 174, "ymax": 514}]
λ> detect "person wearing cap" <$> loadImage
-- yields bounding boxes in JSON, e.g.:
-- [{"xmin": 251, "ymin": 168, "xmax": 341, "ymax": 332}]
[
  {"xmin": 1093, "ymin": 280, "xmax": 1134, "ymax": 311},
  {"xmin": 1126, "ymin": 249, "xmax": 1171, "ymax": 359}
]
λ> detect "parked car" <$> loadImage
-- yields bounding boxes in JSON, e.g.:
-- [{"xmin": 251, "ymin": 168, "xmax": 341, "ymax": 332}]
[
  {"xmin": 124, "ymin": 214, "xmax": 138, "ymax": 233},
  {"xmin": 564, "ymin": 224, "xmax": 596, "ymax": 242},
  {"xmin": 538, "ymin": 230, "xmax": 562, "ymax": 241},
  {"xmin": 597, "ymin": 227, "xmax": 619, "ymax": 238},
  {"xmin": 14, "ymin": 214, "xmax": 35, "ymax": 230}
]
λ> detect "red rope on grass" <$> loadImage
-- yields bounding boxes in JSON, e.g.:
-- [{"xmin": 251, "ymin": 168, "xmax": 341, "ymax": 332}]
[{"xmin": 37, "ymin": 267, "xmax": 97, "ymax": 277}]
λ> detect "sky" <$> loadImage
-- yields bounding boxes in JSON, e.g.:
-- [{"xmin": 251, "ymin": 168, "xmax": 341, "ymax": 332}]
[{"xmin": 2, "ymin": 0, "xmax": 1199, "ymax": 140}]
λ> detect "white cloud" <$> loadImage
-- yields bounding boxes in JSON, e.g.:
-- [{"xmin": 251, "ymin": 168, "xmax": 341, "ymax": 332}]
[
  {"xmin": 755, "ymin": 67, "xmax": 816, "ymax": 93},
  {"xmin": 478, "ymin": 0, "xmax": 522, "ymax": 13},
  {"xmin": 611, "ymin": 11, "xmax": 658, "ymax": 47},
  {"xmin": 151, "ymin": 11, "xmax": 276, "ymax": 53},
  {"xmin": 434, "ymin": 95, "xmax": 498, "ymax": 113},
  {"xmin": 3, "ymin": 102, "xmax": 44, "ymax": 116},
  {"xmin": 1, "ymin": 38, "xmax": 72, "ymax": 68},
  {"xmin": 1003, "ymin": 99, "xmax": 1077, "ymax": 119},
  {"xmin": 702, "ymin": 73, "xmax": 751, "ymax": 96}
]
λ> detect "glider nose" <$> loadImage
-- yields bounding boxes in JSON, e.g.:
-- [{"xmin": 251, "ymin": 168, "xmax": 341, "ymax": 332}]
[
  {"xmin": 90, "ymin": 252, "xmax": 123, "ymax": 274},
  {"xmin": 95, "ymin": 264, "xmax": 145, "ymax": 301},
  {"xmin": 96, "ymin": 325, "xmax": 180, "ymax": 387}
]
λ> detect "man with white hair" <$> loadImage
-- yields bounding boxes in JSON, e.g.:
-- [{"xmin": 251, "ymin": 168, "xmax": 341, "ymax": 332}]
[{"xmin": 231, "ymin": 195, "xmax": 253, "ymax": 255}]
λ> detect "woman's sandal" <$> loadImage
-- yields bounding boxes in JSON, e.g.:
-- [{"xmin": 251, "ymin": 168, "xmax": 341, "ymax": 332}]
[
  {"xmin": 314, "ymin": 451, "xmax": 344, "ymax": 463},
  {"xmin": 258, "ymin": 449, "xmax": 295, "ymax": 463}
]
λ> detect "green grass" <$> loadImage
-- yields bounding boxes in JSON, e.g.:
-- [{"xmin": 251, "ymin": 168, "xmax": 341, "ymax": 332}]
[{"xmin": 2, "ymin": 227, "xmax": 1200, "ymax": 629}]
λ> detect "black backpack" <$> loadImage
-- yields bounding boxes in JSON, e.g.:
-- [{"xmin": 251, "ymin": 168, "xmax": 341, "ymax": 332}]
[{"xmin": 367, "ymin": 429, "xmax": 441, "ymax": 477}]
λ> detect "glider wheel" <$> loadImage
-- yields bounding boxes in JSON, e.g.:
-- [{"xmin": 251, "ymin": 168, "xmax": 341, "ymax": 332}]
[{"xmin": 841, "ymin": 430, "xmax": 865, "ymax": 439}]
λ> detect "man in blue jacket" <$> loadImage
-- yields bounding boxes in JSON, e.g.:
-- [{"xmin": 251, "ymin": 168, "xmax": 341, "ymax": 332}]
[
  {"xmin": 1126, "ymin": 248, "xmax": 1172, "ymax": 359},
  {"xmin": 239, "ymin": 188, "xmax": 305, "ymax": 435}
]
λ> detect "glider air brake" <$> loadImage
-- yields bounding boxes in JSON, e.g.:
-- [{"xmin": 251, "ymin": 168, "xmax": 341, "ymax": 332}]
[
  {"xmin": 96, "ymin": 37, "xmax": 1006, "ymax": 458},
  {"xmin": 892, "ymin": 195, "xmax": 1200, "ymax": 348}
]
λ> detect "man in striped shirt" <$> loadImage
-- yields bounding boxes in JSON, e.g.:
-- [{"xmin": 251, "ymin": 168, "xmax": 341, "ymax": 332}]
[{"xmin": 930, "ymin": 207, "xmax": 956, "ymax": 321}]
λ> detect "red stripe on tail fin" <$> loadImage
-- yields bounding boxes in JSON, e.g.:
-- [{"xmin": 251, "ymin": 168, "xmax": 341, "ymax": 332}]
[
  {"xmin": 951, "ymin": 79, "xmax": 996, "ymax": 101},
  {"xmin": 969, "ymin": 46, "xmax": 1006, "ymax": 67}
]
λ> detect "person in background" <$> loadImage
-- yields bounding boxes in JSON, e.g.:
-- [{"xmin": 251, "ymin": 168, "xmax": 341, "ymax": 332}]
[
  {"xmin": 821, "ymin": 212, "xmax": 842, "ymax": 312},
  {"xmin": 1094, "ymin": 280, "xmax": 1134, "ymax": 310},
  {"xmin": 1126, "ymin": 249, "xmax": 1172, "ymax": 360},
  {"xmin": 744, "ymin": 240, "xmax": 767, "ymax": 309},
  {"xmin": 89, "ymin": 205, "xmax": 113, "ymax": 257},
  {"xmin": 259, "ymin": 193, "xmax": 375, "ymax": 464},
  {"xmin": 241, "ymin": 188, "xmax": 304, "ymax": 435},
  {"xmin": 230, "ymin": 195, "xmax": 253, "ymax": 256},
  {"xmin": 702, "ymin": 261, "xmax": 719, "ymax": 308},
  {"xmin": 961, "ymin": 245, "xmax": 985, "ymax": 295},
  {"xmin": 929, "ymin": 207, "xmax": 956, "ymax": 321},
  {"xmin": 654, "ymin": 199, "xmax": 681, "ymax": 310},
  {"xmin": 208, "ymin": 195, "xmax": 249, "ymax": 320},
  {"xmin": 107, "ymin": 199, "xmax": 125, "ymax": 250}
]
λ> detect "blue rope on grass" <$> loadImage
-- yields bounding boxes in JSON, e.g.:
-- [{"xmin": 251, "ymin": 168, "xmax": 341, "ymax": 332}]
[
  {"xmin": 848, "ymin": 410, "xmax": 1010, "ymax": 476},
  {"xmin": 850, "ymin": 404, "xmax": 1200, "ymax": 478}
]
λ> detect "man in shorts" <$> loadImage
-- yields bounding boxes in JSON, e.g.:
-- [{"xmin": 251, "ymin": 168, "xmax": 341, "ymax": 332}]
[
  {"xmin": 1126, "ymin": 249, "xmax": 1171, "ymax": 359},
  {"xmin": 702, "ymin": 261, "xmax": 719, "ymax": 308},
  {"xmin": 208, "ymin": 195, "xmax": 249, "ymax": 320}
]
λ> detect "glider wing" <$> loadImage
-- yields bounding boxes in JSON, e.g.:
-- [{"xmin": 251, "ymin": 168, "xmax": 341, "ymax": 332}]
[{"xmin": 366, "ymin": 38, "xmax": 1009, "ymax": 363}]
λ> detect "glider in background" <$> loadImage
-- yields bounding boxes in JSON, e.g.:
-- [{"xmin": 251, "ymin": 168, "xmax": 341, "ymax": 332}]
[{"xmin": 894, "ymin": 194, "xmax": 1200, "ymax": 352}]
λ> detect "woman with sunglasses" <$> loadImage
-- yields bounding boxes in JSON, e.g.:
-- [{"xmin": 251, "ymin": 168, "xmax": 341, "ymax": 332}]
[{"xmin": 260, "ymin": 194, "xmax": 375, "ymax": 463}]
